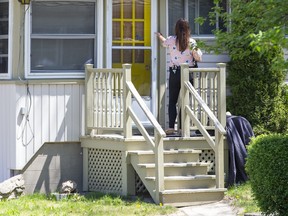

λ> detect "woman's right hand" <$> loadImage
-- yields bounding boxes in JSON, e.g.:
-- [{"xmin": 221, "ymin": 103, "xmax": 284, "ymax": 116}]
[
  {"xmin": 156, "ymin": 32, "xmax": 166, "ymax": 43},
  {"xmin": 155, "ymin": 32, "xmax": 162, "ymax": 37}
]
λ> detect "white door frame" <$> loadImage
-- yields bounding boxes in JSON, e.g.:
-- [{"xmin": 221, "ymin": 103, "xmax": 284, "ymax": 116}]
[{"xmin": 105, "ymin": 0, "xmax": 158, "ymax": 123}]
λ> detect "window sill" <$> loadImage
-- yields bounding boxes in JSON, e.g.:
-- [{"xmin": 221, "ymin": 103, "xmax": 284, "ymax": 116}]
[{"xmin": 0, "ymin": 79, "xmax": 85, "ymax": 85}]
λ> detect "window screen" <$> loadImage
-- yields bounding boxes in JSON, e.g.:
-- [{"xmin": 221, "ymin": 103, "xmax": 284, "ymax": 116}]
[
  {"xmin": 31, "ymin": 1, "xmax": 96, "ymax": 74},
  {"xmin": 0, "ymin": 2, "xmax": 8, "ymax": 74},
  {"xmin": 168, "ymin": 0, "xmax": 227, "ymax": 36}
]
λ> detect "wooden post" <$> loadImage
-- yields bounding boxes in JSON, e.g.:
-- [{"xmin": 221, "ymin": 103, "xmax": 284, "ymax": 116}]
[
  {"xmin": 82, "ymin": 148, "xmax": 89, "ymax": 191},
  {"xmin": 121, "ymin": 151, "xmax": 136, "ymax": 196},
  {"xmin": 216, "ymin": 63, "xmax": 226, "ymax": 189},
  {"xmin": 215, "ymin": 131, "xmax": 225, "ymax": 188},
  {"xmin": 154, "ymin": 132, "xmax": 164, "ymax": 204},
  {"xmin": 217, "ymin": 63, "xmax": 226, "ymax": 129},
  {"xmin": 123, "ymin": 64, "xmax": 132, "ymax": 138},
  {"xmin": 180, "ymin": 63, "xmax": 190, "ymax": 137},
  {"xmin": 85, "ymin": 64, "xmax": 94, "ymax": 135}
]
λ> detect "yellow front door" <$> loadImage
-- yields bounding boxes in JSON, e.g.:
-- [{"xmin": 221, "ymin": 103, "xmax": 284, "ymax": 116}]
[{"xmin": 112, "ymin": 0, "xmax": 151, "ymax": 96}]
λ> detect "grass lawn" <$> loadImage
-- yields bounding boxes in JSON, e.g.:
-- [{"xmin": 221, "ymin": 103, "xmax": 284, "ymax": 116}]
[
  {"xmin": 225, "ymin": 181, "xmax": 261, "ymax": 215},
  {"xmin": 0, "ymin": 192, "xmax": 176, "ymax": 216},
  {"xmin": 0, "ymin": 182, "xmax": 260, "ymax": 216}
]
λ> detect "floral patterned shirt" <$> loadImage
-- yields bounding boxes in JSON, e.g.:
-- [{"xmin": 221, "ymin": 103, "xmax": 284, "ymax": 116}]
[{"xmin": 162, "ymin": 36, "xmax": 202, "ymax": 67}]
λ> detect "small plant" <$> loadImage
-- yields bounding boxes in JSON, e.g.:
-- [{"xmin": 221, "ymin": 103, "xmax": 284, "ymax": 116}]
[{"xmin": 246, "ymin": 134, "xmax": 288, "ymax": 215}]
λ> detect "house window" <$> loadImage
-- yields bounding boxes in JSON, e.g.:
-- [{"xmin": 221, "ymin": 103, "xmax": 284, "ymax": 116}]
[
  {"xmin": 168, "ymin": 0, "xmax": 227, "ymax": 36},
  {"xmin": 0, "ymin": 1, "xmax": 8, "ymax": 75},
  {"xmin": 30, "ymin": 1, "xmax": 96, "ymax": 77}
]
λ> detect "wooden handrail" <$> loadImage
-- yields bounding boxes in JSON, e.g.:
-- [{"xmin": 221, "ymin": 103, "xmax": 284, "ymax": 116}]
[
  {"xmin": 180, "ymin": 63, "xmax": 226, "ymax": 189},
  {"xmin": 184, "ymin": 81, "xmax": 226, "ymax": 135},
  {"xmin": 122, "ymin": 64, "xmax": 165, "ymax": 204},
  {"xmin": 126, "ymin": 81, "xmax": 166, "ymax": 138}
]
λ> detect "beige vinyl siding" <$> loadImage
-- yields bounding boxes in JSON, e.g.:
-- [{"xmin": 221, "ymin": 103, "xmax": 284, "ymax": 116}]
[
  {"xmin": 0, "ymin": 82, "xmax": 84, "ymax": 182},
  {"xmin": 0, "ymin": 84, "xmax": 16, "ymax": 181}
]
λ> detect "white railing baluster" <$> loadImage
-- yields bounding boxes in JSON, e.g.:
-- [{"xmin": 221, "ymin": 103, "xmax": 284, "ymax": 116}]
[
  {"xmin": 85, "ymin": 67, "xmax": 124, "ymax": 132},
  {"xmin": 120, "ymin": 72, "xmax": 124, "ymax": 128},
  {"xmin": 93, "ymin": 74, "xmax": 98, "ymax": 133}
]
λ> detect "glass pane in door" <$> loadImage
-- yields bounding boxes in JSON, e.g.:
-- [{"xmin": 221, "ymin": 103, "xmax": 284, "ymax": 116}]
[
  {"xmin": 112, "ymin": 49, "xmax": 151, "ymax": 96},
  {"xmin": 112, "ymin": 0, "xmax": 151, "ymax": 97}
]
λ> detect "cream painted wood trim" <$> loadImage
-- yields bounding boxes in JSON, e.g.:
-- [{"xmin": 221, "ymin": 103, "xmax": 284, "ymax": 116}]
[{"xmin": 180, "ymin": 63, "xmax": 226, "ymax": 189}]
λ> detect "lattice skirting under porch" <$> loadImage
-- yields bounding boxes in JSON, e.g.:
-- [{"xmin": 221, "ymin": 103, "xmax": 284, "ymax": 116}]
[
  {"xmin": 87, "ymin": 148, "xmax": 216, "ymax": 195},
  {"xmin": 88, "ymin": 148, "xmax": 123, "ymax": 194},
  {"xmin": 199, "ymin": 149, "xmax": 215, "ymax": 173}
]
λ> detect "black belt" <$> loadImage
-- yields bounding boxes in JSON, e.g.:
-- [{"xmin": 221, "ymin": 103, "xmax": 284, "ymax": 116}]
[
  {"xmin": 169, "ymin": 65, "xmax": 195, "ymax": 70},
  {"xmin": 169, "ymin": 65, "xmax": 181, "ymax": 74},
  {"xmin": 170, "ymin": 65, "xmax": 181, "ymax": 70}
]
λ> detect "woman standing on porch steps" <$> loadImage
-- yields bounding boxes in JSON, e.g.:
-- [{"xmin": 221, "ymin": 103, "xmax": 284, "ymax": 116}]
[{"xmin": 156, "ymin": 18, "xmax": 202, "ymax": 135}]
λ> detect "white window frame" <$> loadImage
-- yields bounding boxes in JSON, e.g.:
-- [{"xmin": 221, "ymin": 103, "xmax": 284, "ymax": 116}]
[
  {"xmin": 167, "ymin": 0, "xmax": 229, "ymax": 40},
  {"xmin": 0, "ymin": 0, "xmax": 11, "ymax": 79},
  {"xmin": 24, "ymin": 0, "xmax": 103, "ymax": 79}
]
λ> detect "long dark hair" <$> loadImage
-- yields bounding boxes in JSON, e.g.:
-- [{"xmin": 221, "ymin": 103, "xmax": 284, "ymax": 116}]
[{"xmin": 175, "ymin": 18, "xmax": 191, "ymax": 52}]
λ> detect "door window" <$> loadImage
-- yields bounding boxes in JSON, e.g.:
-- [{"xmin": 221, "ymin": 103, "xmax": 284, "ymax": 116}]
[{"xmin": 112, "ymin": 0, "xmax": 151, "ymax": 96}]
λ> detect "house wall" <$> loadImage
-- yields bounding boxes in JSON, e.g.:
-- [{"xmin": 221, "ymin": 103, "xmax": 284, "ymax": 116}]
[
  {"xmin": 0, "ymin": 84, "xmax": 17, "ymax": 181},
  {"xmin": 22, "ymin": 142, "xmax": 83, "ymax": 194},
  {"xmin": 2, "ymin": 0, "xmax": 286, "ymax": 186},
  {"xmin": 0, "ymin": 81, "xmax": 85, "ymax": 182}
]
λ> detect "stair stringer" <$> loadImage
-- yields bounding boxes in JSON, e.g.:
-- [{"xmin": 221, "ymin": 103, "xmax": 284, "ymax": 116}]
[{"xmin": 130, "ymin": 153, "xmax": 157, "ymax": 202}]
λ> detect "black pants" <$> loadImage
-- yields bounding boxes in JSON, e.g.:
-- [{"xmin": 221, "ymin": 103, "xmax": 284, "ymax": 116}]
[
  {"xmin": 168, "ymin": 66, "xmax": 195, "ymax": 129},
  {"xmin": 168, "ymin": 66, "xmax": 181, "ymax": 128}
]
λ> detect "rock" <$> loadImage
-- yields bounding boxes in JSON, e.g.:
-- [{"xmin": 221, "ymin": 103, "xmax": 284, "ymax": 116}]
[
  {"xmin": 0, "ymin": 174, "xmax": 25, "ymax": 200},
  {"xmin": 60, "ymin": 180, "xmax": 77, "ymax": 193}
]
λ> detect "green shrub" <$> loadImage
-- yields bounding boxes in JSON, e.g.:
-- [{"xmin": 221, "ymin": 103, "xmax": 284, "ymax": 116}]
[
  {"xmin": 206, "ymin": 0, "xmax": 288, "ymax": 135},
  {"xmin": 226, "ymin": 47, "xmax": 288, "ymax": 135},
  {"xmin": 246, "ymin": 134, "xmax": 288, "ymax": 215}
]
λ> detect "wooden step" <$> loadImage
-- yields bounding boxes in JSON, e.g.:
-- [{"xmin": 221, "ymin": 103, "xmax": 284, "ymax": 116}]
[
  {"xmin": 160, "ymin": 188, "xmax": 227, "ymax": 207},
  {"xmin": 145, "ymin": 175, "xmax": 216, "ymax": 190},
  {"xmin": 128, "ymin": 147, "xmax": 225, "ymax": 207},
  {"xmin": 137, "ymin": 162, "xmax": 210, "ymax": 177},
  {"xmin": 129, "ymin": 149, "xmax": 202, "ymax": 155},
  {"xmin": 129, "ymin": 149, "xmax": 202, "ymax": 163}
]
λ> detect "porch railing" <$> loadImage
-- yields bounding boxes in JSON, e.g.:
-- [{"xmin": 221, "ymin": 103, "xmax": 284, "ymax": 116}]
[
  {"xmin": 85, "ymin": 64, "xmax": 124, "ymax": 135},
  {"xmin": 85, "ymin": 64, "xmax": 166, "ymax": 204},
  {"xmin": 180, "ymin": 63, "xmax": 226, "ymax": 188}
]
